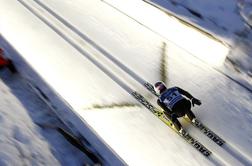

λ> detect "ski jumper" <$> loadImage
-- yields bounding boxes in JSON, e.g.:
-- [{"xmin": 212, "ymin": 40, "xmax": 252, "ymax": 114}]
[{"xmin": 157, "ymin": 87, "xmax": 196, "ymax": 131}]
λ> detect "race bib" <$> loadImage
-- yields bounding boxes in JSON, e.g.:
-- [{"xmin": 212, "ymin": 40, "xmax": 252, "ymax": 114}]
[{"xmin": 161, "ymin": 89, "xmax": 183, "ymax": 109}]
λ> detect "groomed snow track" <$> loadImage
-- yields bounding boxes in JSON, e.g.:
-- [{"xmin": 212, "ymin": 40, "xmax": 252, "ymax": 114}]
[{"xmin": 1, "ymin": 0, "xmax": 252, "ymax": 165}]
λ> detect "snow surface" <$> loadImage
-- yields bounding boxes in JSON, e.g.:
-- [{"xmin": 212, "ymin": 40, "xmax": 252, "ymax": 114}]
[
  {"xmin": 238, "ymin": 0, "xmax": 252, "ymax": 27},
  {"xmin": 0, "ymin": 0, "xmax": 252, "ymax": 165},
  {"xmin": 145, "ymin": 0, "xmax": 252, "ymax": 90},
  {"xmin": 0, "ymin": 70, "xmax": 88, "ymax": 165},
  {"xmin": 147, "ymin": 0, "xmax": 245, "ymax": 43}
]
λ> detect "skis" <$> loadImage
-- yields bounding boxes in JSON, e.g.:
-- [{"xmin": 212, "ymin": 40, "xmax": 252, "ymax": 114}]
[
  {"xmin": 131, "ymin": 91, "xmax": 212, "ymax": 157},
  {"xmin": 188, "ymin": 119, "xmax": 225, "ymax": 146}
]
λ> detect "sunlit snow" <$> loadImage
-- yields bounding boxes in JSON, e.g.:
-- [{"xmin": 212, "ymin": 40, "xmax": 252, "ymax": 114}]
[{"xmin": 0, "ymin": 0, "xmax": 252, "ymax": 165}]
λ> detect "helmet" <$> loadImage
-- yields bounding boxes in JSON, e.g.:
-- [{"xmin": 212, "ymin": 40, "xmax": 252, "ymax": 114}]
[{"xmin": 154, "ymin": 81, "xmax": 167, "ymax": 95}]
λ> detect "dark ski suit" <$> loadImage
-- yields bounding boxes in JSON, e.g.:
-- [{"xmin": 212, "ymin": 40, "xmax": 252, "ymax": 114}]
[{"xmin": 157, "ymin": 87, "xmax": 196, "ymax": 131}]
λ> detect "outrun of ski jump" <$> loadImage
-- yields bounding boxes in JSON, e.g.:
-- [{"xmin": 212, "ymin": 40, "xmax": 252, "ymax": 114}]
[{"xmin": 0, "ymin": 0, "xmax": 252, "ymax": 165}]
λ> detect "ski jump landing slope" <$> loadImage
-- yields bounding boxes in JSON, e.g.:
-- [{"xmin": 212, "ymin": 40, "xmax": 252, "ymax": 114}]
[{"xmin": 1, "ymin": 0, "xmax": 252, "ymax": 165}]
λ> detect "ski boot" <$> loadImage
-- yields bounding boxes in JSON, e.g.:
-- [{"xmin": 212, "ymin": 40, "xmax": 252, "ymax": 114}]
[
  {"xmin": 178, "ymin": 128, "xmax": 188, "ymax": 136},
  {"xmin": 192, "ymin": 118, "xmax": 201, "ymax": 126}
]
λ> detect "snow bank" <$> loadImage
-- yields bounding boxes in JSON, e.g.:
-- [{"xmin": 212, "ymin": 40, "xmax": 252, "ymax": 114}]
[
  {"xmin": 145, "ymin": 0, "xmax": 252, "ymax": 90},
  {"xmin": 238, "ymin": 0, "xmax": 252, "ymax": 27},
  {"xmin": 227, "ymin": 38, "xmax": 252, "ymax": 76},
  {"xmin": 0, "ymin": 73, "xmax": 60, "ymax": 166}
]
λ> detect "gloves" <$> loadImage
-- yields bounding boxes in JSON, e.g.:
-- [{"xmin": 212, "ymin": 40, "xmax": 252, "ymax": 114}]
[{"xmin": 191, "ymin": 98, "xmax": 201, "ymax": 107}]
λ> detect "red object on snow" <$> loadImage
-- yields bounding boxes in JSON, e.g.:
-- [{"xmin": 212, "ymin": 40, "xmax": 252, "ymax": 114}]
[
  {"xmin": 0, "ymin": 48, "xmax": 10, "ymax": 66},
  {"xmin": 0, "ymin": 48, "xmax": 17, "ymax": 73}
]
